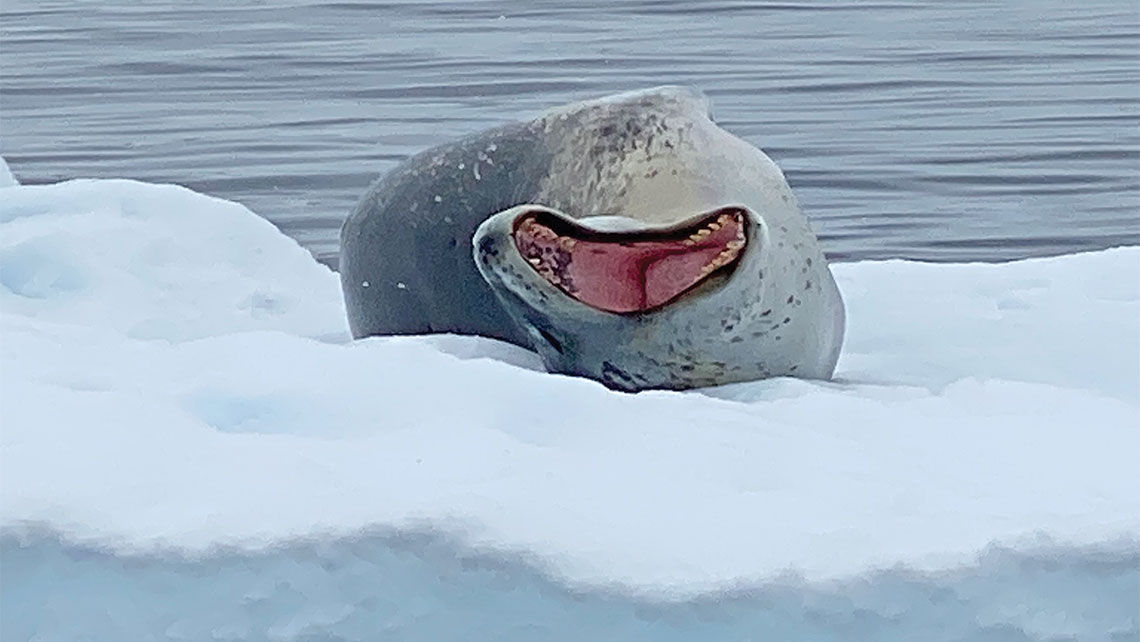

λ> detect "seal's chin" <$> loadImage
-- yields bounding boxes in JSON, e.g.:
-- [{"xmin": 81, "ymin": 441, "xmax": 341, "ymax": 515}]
[{"xmin": 512, "ymin": 206, "xmax": 748, "ymax": 314}]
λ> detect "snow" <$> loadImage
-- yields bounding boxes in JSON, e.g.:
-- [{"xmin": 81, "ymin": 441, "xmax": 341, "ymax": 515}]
[
  {"xmin": 1, "ymin": 168, "xmax": 1137, "ymax": 640},
  {"xmin": 0, "ymin": 156, "xmax": 17, "ymax": 188}
]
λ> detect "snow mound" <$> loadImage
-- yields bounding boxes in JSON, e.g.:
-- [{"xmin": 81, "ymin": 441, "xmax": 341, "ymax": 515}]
[
  {"xmin": 0, "ymin": 156, "xmax": 17, "ymax": 188},
  {"xmin": 1, "ymin": 174, "xmax": 1137, "ymax": 639},
  {"xmin": 0, "ymin": 179, "xmax": 346, "ymax": 342}
]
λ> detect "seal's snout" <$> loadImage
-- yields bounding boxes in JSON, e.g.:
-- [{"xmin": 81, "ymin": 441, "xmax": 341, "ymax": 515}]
[{"xmin": 510, "ymin": 206, "xmax": 748, "ymax": 314}]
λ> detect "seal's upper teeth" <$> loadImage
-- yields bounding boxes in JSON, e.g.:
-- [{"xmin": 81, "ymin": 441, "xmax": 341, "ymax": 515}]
[
  {"xmin": 528, "ymin": 257, "xmax": 542, "ymax": 265},
  {"xmin": 707, "ymin": 222, "xmax": 721, "ymax": 231}
]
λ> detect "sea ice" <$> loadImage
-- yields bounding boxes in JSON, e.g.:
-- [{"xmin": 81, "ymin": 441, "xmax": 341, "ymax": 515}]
[{"xmin": 1, "ymin": 168, "xmax": 1136, "ymax": 640}]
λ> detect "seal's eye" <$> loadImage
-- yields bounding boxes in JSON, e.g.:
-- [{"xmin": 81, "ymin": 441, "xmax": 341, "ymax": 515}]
[{"xmin": 512, "ymin": 207, "xmax": 747, "ymax": 314}]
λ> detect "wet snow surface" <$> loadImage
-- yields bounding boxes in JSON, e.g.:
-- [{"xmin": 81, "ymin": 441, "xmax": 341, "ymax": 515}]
[{"xmin": 1, "ymin": 174, "xmax": 1137, "ymax": 640}]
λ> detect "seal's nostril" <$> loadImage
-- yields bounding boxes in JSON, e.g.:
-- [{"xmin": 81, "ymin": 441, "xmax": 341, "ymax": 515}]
[{"xmin": 476, "ymin": 235, "xmax": 496, "ymax": 257}]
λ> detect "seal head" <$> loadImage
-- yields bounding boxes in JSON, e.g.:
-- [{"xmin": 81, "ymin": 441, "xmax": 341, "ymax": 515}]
[{"xmin": 474, "ymin": 202, "xmax": 843, "ymax": 391}]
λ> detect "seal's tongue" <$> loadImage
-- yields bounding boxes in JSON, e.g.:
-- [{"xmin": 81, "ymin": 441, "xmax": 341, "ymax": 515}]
[{"xmin": 513, "ymin": 208, "xmax": 746, "ymax": 314}]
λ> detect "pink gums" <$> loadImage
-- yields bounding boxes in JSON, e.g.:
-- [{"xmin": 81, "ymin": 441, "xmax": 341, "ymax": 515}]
[{"xmin": 512, "ymin": 210, "xmax": 746, "ymax": 314}]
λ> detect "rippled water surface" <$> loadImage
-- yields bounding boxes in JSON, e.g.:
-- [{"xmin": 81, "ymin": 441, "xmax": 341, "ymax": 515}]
[{"xmin": 2, "ymin": 0, "xmax": 1137, "ymax": 264}]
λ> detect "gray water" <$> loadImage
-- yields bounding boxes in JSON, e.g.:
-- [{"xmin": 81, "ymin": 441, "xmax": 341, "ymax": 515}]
[{"xmin": 2, "ymin": 0, "xmax": 1138, "ymax": 266}]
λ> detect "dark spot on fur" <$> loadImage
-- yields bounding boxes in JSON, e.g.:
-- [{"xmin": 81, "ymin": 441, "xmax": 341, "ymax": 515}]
[
  {"xmin": 602, "ymin": 361, "xmax": 640, "ymax": 391},
  {"xmin": 761, "ymin": 309, "xmax": 772, "ymax": 317},
  {"xmin": 786, "ymin": 295, "xmax": 795, "ymax": 304},
  {"xmin": 537, "ymin": 328, "xmax": 563, "ymax": 354},
  {"xmin": 782, "ymin": 317, "xmax": 791, "ymax": 325},
  {"xmin": 476, "ymin": 235, "xmax": 497, "ymax": 257}
]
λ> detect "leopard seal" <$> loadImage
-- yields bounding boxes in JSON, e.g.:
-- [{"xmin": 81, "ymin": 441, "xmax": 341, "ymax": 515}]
[{"xmin": 340, "ymin": 86, "xmax": 844, "ymax": 391}]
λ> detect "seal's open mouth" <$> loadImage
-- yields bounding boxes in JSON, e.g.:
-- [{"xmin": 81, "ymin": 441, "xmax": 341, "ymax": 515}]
[{"xmin": 512, "ymin": 206, "xmax": 748, "ymax": 314}]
